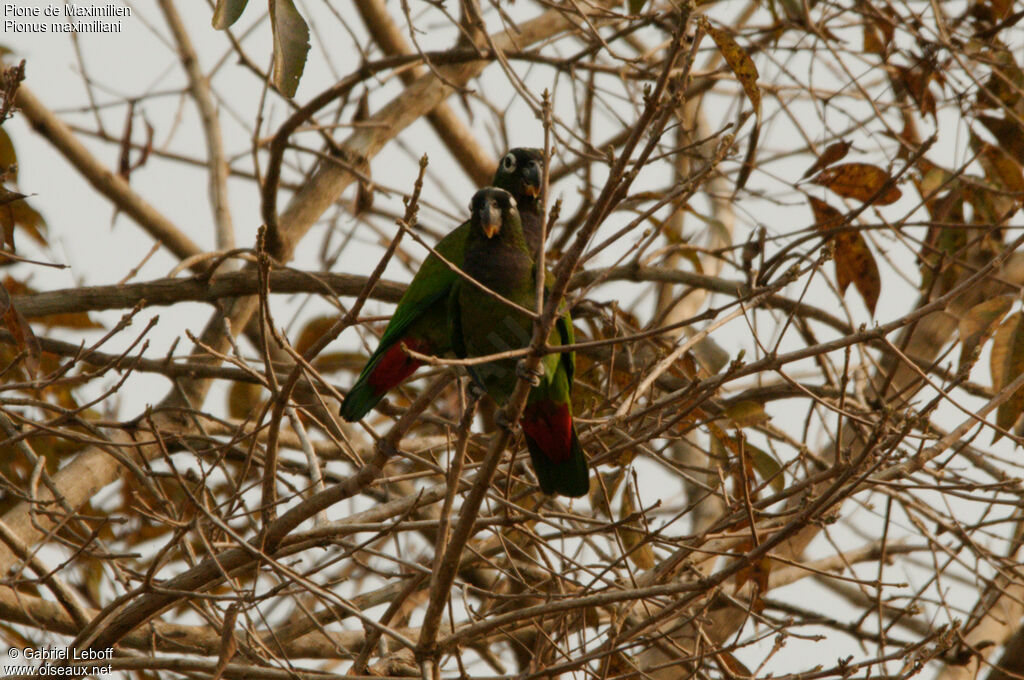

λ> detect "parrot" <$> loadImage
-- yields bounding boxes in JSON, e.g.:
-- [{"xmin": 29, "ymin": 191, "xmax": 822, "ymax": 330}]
[
  {"xmin": 340, "ymin": 149, "xmax": 545, "ymax": 422},
  {"xmin": 448, "ymin": 187, "xmax": 589, "ymax": 498}
]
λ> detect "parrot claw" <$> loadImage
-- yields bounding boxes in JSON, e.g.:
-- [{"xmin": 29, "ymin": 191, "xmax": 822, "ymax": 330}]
[
  {"xmin": 494, "ymin": 409, "xmax": 515, "ymax": 433},
  {"xmin": 467, "ymin": 382, "xmax": 487, "ymax": 401},
  {"xmin": 516, "ymin": 361, "xmax": 544, "ymax": 386}
]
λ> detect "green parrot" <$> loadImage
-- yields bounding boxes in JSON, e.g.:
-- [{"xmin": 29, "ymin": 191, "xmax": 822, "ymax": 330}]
[
  {"xmin": 340, "ymin": 149, "xmax": 545, "ymax": 422},
  {"xmin": 449, "ymin": 187, "xmax": 589, "ymax": 498}
]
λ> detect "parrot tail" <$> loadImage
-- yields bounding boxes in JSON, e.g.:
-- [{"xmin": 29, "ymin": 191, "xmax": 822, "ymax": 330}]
[
  {"xmin": 340, "ymin": 338, "xmax": 429, "ymax": 421},
  {"xmin": 521, "ymin": 401, "xmax": 589, "ymax": 497}
]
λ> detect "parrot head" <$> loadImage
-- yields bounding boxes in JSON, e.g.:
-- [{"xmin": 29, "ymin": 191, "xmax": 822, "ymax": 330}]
[
  {"xmin": 470, "ymin": 187, "xmax": 519, "ymax": 240},
  {"xmin": 494, "ymin": 148, "xmax": 544, "ymax": 200}
]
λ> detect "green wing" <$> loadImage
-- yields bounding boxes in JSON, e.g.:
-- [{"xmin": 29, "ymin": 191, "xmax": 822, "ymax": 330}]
[
  {"xmin": 555, "ymin": 310, "xmax": 575, "ymax": 387},
  {"xmin": 340, "ymin": 221, "xmax": 470, "ymax": 421},
  {"xmin": 373, "ymin": 221, "xmax": 469, "ymax": 353},
  {"xmin": 447, "ymin": 282, "xmax": 466, "ymax": 360}
]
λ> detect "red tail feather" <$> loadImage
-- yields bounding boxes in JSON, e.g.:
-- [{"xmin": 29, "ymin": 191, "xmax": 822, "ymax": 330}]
[
  {"xmin": 368, "ymin": 338, "xmax": 429, "ymax": 393},
  {"xmin": 520, "ymin": 401, "xmax": 573, "ymax": 463}
]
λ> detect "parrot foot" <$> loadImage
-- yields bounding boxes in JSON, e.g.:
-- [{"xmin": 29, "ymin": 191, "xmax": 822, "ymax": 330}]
[
  {"xmin": 467, "ymin": 381, "xmax": 487, "ymax": 401},
  {"xmin": 494, "ymin": 409, "xmax": 515, "ymax": 433},
  {"xmin": 515, "ymin": 360, "xmax": 544, "ymax": 386}
]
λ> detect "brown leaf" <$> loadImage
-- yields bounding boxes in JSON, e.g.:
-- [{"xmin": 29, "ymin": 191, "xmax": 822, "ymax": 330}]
[
  {"xmin": 212, "ymin": 0, "xmax": 249, "ymax": 29},
  {"xmin": 118, "ymin": 101, "xmax": 135, "ymax": 179},
  {"xmin": 270, "ymin": 0, "xmax": 310, "ymax": 97},
  {"xmin": 211, "ymin": 604, "xmax": 239, "ymax": 680},
  {"xmin": 863, "ymin": 22, "xmax": 885, "ymax": 56},
  {"xmin": 993, "ymin": 313, "xmax": 1024, "ymax": 438},
  {"xmin": 976, "ymin": 140, "xmax": 1024, "ymax": 197},
  {"xmin": 590, "ymin": 467, "xmax": 627, "ymax": 519},
  {"xmin": 811, "ymin": 200, "xmax": 881, "ymax": 315},
  {"xmin": 894, "ymin": 64, "xmax": 936, "ymax": 118},
  {"xmin": 959, "ymin": 296, "xmax": 1014, "ymax": 374},
  {"xmin": 228, "ymin": 381, "xmax": 265, "ymax": 420},
  {"xmin": 0, "ymin": 128, "xmax": 17, "ymax": 182},
  {"xmin": 803, "ymin": 140, "xmax": 852, "ymax": 179},
  {"xmin": 0, "ymin": 197, "xmax": 47, "ymax": 249},
  {"xmin": 979, "ymin": 115, "xmax": 1024, "ymax": 166},
  {"xmin": 734, "ymin": 553, "xmax": 772, "ymax": 612},
  {"xmin": 0, "ymin": 281, "xmax": 38, "ymax": 376},
  {"xmin": 352, "ymin": 91, "xmax": 374, "ymax": 216},
  {"xmin": 976, "ymin": 48, "xmax": 1023, "ymax": 110},
  {"xmin": 812, "ymin": 163, "xmax": 902, "ymax": 205},
  {"xmin": 700, "ymin": 18, "xmax": 761, "ymax": 121},
  {"xmin": 720, "ymin": 651, "xmax": 754, "ymax": 676},
  {"xmin": 833, "ymin": 230, "xmax": 881, "ymax": 314},
  {"xmin": 294, "ymin": 314, "xmax": 337, "ymax": 355},
  {"xmin": 808, "ymin": 195, "xmax": 845, "ymax": 232},
  {"xmin": 618, "ymin": 483, "xmax": 655, "ymax": 569}
]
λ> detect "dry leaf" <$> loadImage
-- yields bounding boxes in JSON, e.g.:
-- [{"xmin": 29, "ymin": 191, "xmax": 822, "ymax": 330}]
[
  {"xmin": 810, "ymin": 197, "xmax": 881, "ymax": 313},
  {"xmin": 833, "ymin": 230, "xmax": 881, "ymax": 314},
  {"xmin": 618, "ymin": 483, "xmax": 655, "ymax": 569},
  {"xmin": 724, "ymin": 400, "xmax": 771, "ymax": 428},
  {"xmin": 803, "ymin": 140, "xmax": 852, "ymax": 179},
  {"xmin": 990, "ymin": 312, "xmax": 1024, "ymax": 438},
  {"xmin": 959, "ymin": 296, "xmax": 1014, "ymax": 374},
  {"xmin": 979, "ymin": 115, "xmax": 1024, "ymax": 166},
  {"xmin": 700, "ymin": 18, "xmax": 761, "ymax": 121},
  {"xmin": 812, "ymin": 162, "xmax": 903, "ymax": 205},
  {"xmin": 0, "ymin": 280, "xmax": 39, "ymax": 377}
]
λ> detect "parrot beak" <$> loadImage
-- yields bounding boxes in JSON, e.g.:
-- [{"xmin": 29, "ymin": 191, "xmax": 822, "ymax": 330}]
[
  {"xmin": 481, "ymin": 218, "xmax": 501, "ymax": 239},
  {"xmin": 522, "ymin": 161, "xmax": 541, "ymax": 198},
  {"xmin": 478, "ymin": 201, "xmax": 502, "ymax": 238}
]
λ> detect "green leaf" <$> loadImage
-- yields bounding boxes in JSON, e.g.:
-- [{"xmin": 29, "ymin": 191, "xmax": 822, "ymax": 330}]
[
  {"xmin": 746, "ymin": 441, "xmax": 784, "ymax": 493},
  {"xmin": 270, "ymin": 0, "xmax": 310, "ymax": 98},
  {"xmin": 211, "ymin": 0, "xmax": 249, "ymax": 29},
  {"xmin": 724, "ymin": 400, "xmax": 771, "ymax": 428},
  {"xmin": 627, "ymin": 0, "xmax": 647, "ymax": 13}
]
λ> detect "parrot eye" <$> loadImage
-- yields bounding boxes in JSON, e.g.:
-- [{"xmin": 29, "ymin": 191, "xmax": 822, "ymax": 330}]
[{"xmin": 501, "ymin": 153, "xmax": 517, "ymax": 172}]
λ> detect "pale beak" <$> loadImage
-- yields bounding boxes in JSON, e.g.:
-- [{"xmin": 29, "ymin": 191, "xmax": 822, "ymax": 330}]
[
  {"xmin": 478, "ymin": 201, "xmax": 502, "ymax": 238},
  {"xmin": 482, "ymin": 219, "xmax": 501, "ymax": 239},
  {"xmin": 522, "ymin": 161, "xmax": 541, "ymax": 197}
]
